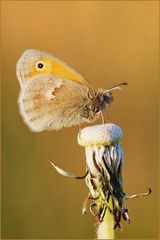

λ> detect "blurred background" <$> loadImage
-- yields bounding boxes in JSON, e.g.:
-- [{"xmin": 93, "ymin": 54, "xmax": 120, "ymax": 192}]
[{"xmin": 1, "ymin": 1, "xmax": 159, "ymax": 239}]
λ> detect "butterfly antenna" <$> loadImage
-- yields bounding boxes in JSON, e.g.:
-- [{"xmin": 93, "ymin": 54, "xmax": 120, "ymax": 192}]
[{"xmin": 107, "ymin": 82, "xmax": 128, "ymax": 92}]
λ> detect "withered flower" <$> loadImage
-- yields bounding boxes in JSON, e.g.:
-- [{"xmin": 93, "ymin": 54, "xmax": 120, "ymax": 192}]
[{"xmin": 50, "ymin": 123, "xmax": 151, "ymax": 239}]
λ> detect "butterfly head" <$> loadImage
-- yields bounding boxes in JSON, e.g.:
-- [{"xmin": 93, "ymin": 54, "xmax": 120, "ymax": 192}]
[
  {"xmin": 97, "ymin": 89, "xmax": 113, "ymax": 110},
  {"xmin": 97, "ymin": 82, "xmax": 128, "ymax": 110}
]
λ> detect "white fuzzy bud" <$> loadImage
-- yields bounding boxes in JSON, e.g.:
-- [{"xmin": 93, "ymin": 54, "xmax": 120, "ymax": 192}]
[{"xmin": 77, "ymin": 123, "xmax": 122, "ymax": 147}]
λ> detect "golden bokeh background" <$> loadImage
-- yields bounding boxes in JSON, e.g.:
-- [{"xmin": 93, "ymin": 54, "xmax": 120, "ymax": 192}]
[{"xmin": 1, "ymin": 1, "xmax": 159, "ymax": 239}]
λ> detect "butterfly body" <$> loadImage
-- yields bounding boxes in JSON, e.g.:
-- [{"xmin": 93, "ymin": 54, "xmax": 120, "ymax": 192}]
[{"xmin": 17, "ymin": 49, "xmax": 125, "ymax": 132}]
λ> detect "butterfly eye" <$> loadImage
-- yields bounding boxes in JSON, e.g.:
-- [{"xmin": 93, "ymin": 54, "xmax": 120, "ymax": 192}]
[{"xmin": 35, "ymin": 61, "xmax": 45, "ymax": 71}]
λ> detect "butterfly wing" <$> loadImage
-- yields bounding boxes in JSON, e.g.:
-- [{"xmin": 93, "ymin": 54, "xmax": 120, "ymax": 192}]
[
  {"xmin": 16, "ymin": 49, "xmax": 92, "ymax": 88},
  {"xmin": 18, "ymin": 74, "xmax": 90, "ymax": 132},
  {"xmin": 17, "ymin": 49, "xmax": 97, "ymax": 131}
]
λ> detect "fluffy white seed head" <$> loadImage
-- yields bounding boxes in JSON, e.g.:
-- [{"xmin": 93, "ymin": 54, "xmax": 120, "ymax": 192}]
[{"xmin": 78, "ymin": 123, "xmax": 122, "ymax": 147}]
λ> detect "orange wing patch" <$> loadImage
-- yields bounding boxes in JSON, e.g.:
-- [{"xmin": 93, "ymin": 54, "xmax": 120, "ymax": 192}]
[{"xmin": 28, "ymin": 56, "xmax": 87, "ymax": 86}]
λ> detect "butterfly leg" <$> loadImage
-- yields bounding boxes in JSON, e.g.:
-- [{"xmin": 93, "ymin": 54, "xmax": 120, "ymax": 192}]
[
  {"xmin": 100, "ymin": 110, "xmax": 105, "ymax": 125},
  {"xmin": 105, "ymin": 110, "xmax": 111, "ymax": 123}
]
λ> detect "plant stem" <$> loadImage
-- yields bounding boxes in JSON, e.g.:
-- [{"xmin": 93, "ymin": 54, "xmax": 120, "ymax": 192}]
[{"xmin": 97, "ymin": 198, "xmax": 114, "ymax": 239}]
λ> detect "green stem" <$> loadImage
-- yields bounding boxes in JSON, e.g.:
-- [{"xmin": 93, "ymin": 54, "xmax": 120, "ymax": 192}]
[{"xmin": 97, "ymin": 198, "xmax": 114, "ymax": 239}]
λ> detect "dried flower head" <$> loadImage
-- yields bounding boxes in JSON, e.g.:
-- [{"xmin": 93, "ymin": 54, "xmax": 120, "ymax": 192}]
[{"xmin": 49, "ymin": 123, "xmax": 151, "ymax": 232}]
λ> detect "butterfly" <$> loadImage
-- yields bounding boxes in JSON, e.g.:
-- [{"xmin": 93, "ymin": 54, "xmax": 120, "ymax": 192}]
[{"xmin": 17, "ymin": 49, "xmax": 127, "ymax": 132}]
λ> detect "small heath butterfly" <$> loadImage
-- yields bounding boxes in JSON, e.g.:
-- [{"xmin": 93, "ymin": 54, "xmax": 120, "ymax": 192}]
[{"xmin": 17, "ymin": 49, "xmax": 127, "ymax": 132}]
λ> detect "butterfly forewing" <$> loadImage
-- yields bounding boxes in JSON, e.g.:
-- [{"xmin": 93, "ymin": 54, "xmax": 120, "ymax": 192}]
[{"xmin": 17, "ymin": 49, "xmax": 90, "ymax": 88}]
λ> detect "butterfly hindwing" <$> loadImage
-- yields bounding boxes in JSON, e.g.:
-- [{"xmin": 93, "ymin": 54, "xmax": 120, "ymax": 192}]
[{"xmin": 18, "ymin": 74, "xmax": 89, "ymax": 132}]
